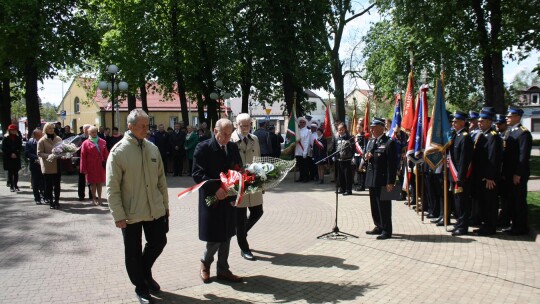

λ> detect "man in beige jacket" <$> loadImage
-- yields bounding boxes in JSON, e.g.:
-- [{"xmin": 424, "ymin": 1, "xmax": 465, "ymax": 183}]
[
  {"xmin": 231, "ymin": 113, "xmax": 264, "ymax": 261},
  {"xmin": 107, "ymin": 109, "xmax": 169, "ymax": 304}
]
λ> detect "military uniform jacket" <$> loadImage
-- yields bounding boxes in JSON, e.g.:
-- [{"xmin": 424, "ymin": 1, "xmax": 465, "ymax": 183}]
[
  {"xmin": 364, "ymin": 134, "xmax": 397, "ymax": 188},
  {"xmin": 471, "ymin": 128, "xmax": 503, "ymax": 198},
  {"xmin": 448, "ymin": 128, "xmax": 473, "ymax": 186},
  {"xmin": 502, "ymin": 123, "xmax": 532, "ymax": 179}
]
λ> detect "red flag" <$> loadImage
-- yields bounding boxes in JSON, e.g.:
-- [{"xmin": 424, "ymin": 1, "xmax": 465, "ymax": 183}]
[
  {"xmin": 363, "ymin": 99, "xmax": 370, "ymax": 138},
  {"xmin": 402, "ymin": 71, "xmax": 415, "ymax": 130},
  {"xmin": 323, "ymin": 100, "xmax": 335, "ymax": 138}
]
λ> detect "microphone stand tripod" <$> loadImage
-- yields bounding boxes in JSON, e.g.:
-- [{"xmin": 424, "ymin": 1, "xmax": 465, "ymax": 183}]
[{"xmin": 316, "ymin": 139, "xmax": 358, "ymax": 240}]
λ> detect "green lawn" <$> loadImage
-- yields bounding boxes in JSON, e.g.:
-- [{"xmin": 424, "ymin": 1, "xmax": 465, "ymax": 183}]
[
  {"xmin": 531, "ymin": 156, "xmax": 540, "ymax": 177},
  {"xmin": 529, "ymin": 191, "xmax": 540, "ymax": 231}
]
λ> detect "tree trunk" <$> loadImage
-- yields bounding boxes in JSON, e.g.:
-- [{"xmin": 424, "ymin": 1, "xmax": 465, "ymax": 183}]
[
  {"xmin": 176, "ymin": 72, "xmax": 189, "ymax": 125},
  {"xmin": 127, "ymin": 92, "xmax": 137, "ymax": 113},
  {"xmin": 241, "ymin": 82, "xmax": 250, "ymax": 114},
  {"xmin": 332, "ymin": 55, "xmax": 345, "ymax": 122},
  {"xmin": 488, "ymin": 0, "xmax": 504, "ymax": 113},
  {"xmin": 0, "ymin": 78, "xmax": 11, "ymax": 133},
  {"xmin": 196, "ymin": 93, "xmax": 205, "ymax": 124},
  {"xmin": 139, "ymin": 83, "xmax": 148, "ymax": 113},
  {"xmin": 24, "ymin": 60, "xmax": 41, "ymax": 134},
  {"xmin": 472, "ymin": 0, "xmax": 494, "ymax": 108}
]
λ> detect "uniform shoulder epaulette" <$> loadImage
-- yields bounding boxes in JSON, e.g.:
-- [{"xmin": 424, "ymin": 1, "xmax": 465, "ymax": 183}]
[
  {"xmin": 520, "ymin": 126, "xmax": 529, "ymax": 132},
  {"xmin": 491, "ymin": 130, "xmax": 497, "ymax": 136},
  {"xmin": 463, "ymin": 132, "xmax": 468, "ymax": 136}
]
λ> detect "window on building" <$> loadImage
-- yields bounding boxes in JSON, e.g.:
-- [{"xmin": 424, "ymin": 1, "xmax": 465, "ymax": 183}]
[
  {"xmin": 169, "ymin": 116, "xmax": 178, "ymax": 128},
  {"xmin": 149, "ymin": 116, "xmax": 155, "ymax": 127},
  {"xmin": 531, "ymin": 93, "xmax": 539, "ymax": 105},
  {"xmin": 532, "ymin": 118, "xmax": 540, "ymax": 132},
  {"xmin": 74, "ymin": 97, "xmax": 80, "ymax": 113}
]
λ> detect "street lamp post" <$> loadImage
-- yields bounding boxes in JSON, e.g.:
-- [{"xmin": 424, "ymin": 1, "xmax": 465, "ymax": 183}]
[
  {"xmin": 210, "ymin": 80, "xmax": 231, "ymax": 118},
  {"xmin": 98, "ymin": 65, "xmax": 128, "ymax": 129}
]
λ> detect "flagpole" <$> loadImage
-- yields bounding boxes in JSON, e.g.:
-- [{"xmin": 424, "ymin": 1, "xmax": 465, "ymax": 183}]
[
  {"xmin": 443, "ymin": 155, "xmax": 448, "ymax": 229},
  {"xmin": 415, "ymin": 165, "xmax": 419, "ymax": 214},
  {"xmin": 293, "ymin": 91, "xmax": 297, "ymax": 182}
]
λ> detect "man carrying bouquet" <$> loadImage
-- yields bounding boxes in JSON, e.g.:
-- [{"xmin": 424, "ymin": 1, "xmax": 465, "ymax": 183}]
[
  {"xmin": 192, "ymin": 118, "xmax": 244, "ymax": 283},
  {"xmin": 231, "ymin": 113, "xmax": 264, "ymax": 261}
]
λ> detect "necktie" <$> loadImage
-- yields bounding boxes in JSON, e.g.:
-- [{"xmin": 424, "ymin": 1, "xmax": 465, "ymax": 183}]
[
  {"xmin": 221, "ymin": 145, "xmax": 227, "ymax": 155},
  {"xmin": 243, "ymin": 137, "xmax": 248, "ymax": 145}
]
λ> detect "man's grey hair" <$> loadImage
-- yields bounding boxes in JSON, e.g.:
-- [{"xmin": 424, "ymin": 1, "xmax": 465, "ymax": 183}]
[
  {"xmin": 236, "ymin": 113, "xmax": 251, "ymax": 124},
  {"xmin": 88, "ymin": 125, "xmax": 98, "ymax": 133},
  {"xmin": 82, "ymin": 124, "xmax": 91, "ymax": 132},
  {"xmin": 127, "ymin": 109, "xmax": 149, "ymax": 125},
  {"xmin": 215, "ymin": 118, "xmax": 233, "ymax": 132},
  {"xmin": 32, "ymin": 128, "xmax": 42, "ymax": 137}
]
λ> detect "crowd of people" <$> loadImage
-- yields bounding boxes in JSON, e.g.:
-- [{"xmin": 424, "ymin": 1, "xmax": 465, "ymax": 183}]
[{"xmin": 2, "ymin": 105, "xmax": 533, "ymax": 303}]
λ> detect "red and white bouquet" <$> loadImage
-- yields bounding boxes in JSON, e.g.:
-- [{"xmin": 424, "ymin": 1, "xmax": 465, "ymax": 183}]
[{"xmin": 178, "ymin": 156, "xmax": 296, "ymax": 206}]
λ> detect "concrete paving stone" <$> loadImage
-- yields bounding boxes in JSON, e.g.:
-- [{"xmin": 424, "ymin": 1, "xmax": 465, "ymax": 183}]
[{"xmin": 1, "ymin": 172, "xmax": 540, "ymax": 303}]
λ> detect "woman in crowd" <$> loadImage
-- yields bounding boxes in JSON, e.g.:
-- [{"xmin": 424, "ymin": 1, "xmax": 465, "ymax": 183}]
[
  {"xmin": 2, "ymin": 124, "xmax": 23, "ymax": 192},
  {"xmin": 184, "ymin": 125, "xmax": 198, "ymax": 176},
  {"xmin": 80, "ymin": 126, "xmax": 109, "ymax": 206},
  {"xmin": 312, "ymin": 128, "xmax": 328, "ymax": 184},
  {"xmin": 38, "ymin": 122, "xmax": 63, "ymax": 209}
]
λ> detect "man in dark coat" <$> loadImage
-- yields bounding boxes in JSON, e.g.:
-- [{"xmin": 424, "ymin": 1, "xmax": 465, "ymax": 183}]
[
  {"xmin": 364, "ymin": 117, "xmax": 397, "ymax": 240},
  {"xmin": 154, "ymin": 124, "xmax": 170, "ymax": 175},
  {"xmin": 25, "ymin": 128, "xmax": 45, "ymax": 203},
  {"xmin": 472, "ymin": 110, "xmax": 503, "ymax": 236},
  {"xmin": 169, "ymin": 122, "xmax": 186, "ymax": 176},
  {"xmin": 192, "ymin": 118, "xmax": 243, "ymax": 284},
  {"xmin": 253, "ymin": 120, "xmax": 273, "ymax": 157},
  {"xmin": 502, "ymin": 106, "xmax": 532, "ymax": 236},
  {"xmin": 268, "ymin": 125, "xmax": 283, "ymax": 158},
  {"xmin": 448, "ymin": 111, "xmax": 474, "ymax": 236}
]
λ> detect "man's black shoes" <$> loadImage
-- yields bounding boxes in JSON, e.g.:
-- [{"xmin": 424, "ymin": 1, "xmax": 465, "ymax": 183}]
[
  {"xmin": 365, "ymin": 228, "xmax": 381, "ymax": 235},
  {"xmin": 241, "ymin": 250, "xmax": 256, "ymax": 261},
  {"xmin": 376, "ymin": 233, "xmax": 391, "ymax": 240},
  {"xmin": 136, "ymin": 292, "xmax": 153, "ymax": 304}
]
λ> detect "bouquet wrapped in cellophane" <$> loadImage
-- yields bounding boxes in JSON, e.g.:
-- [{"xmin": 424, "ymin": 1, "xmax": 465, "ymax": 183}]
[
  {"xmin": 47, "ymin": 136, "xmax": 80, "ymax": 162},
  {"xmin": 178, "ymin": 156, "xmax": 296, "ymax": 206}
]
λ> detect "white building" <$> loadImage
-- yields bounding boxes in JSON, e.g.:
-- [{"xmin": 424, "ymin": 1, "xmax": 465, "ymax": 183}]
[{"xmin": 228, "ymin": 89, "xmax": 327, "ymax": 134}]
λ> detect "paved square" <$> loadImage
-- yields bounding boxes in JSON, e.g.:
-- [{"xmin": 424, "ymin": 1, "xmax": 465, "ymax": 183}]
[{"xmin": 1, "ymin": 172, "xmax": 539, "ymax": 303}]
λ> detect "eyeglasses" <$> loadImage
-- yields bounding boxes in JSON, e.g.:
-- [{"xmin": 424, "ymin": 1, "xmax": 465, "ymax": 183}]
[{"xmin": 238, "ymin": 124, "xmax": 250, "ymax": 128}]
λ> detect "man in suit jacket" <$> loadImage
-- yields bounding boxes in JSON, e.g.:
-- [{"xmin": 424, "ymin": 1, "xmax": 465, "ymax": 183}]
[
  {"xmin": 364, "ymin": 117, "xmax": 397, "ymax": 240},
  {"xmin": 192, "ymin": 118, "xmax": 243, "ymax": 284},
  {"xmin": 448, "ymin": 111, "xmax": 474, "ymax": 236},
  {"xmin": 503, "ymin": 106, "xmax": 532, "ymax": 236},
  {"xmin": 25, "ymin": 128, "xmax": 45, "ymax": 204}
]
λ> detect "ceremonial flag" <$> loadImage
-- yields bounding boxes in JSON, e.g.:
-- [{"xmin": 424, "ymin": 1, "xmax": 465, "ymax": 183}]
[
  {"xmin": 323, "ymin": 99, "xmax": 336, "ymax": 138},
  {"xmin": 402, "ymin": 71, "xmax": 415, "ymax": 130},
  {"xmin": 387, "ymin": 93, "xmax": 402, "ymax": 139},
  {"xmin": 424, "ymin": 75, "xmax": 452, "ymax": 169},
  {"xmin": 351, "ymin": 105, "xmax": 358, "ymax": 136},
  {"xmin": 363, "ymin": 99, "xmax": 370, "ymax": 138},
  {"xmin": 406, "ymin": 85, "xmax": 428, "ymax": 162},
  {"xmin": 284, "ymin": 102, "xmax": 298, "ymax": 153}
]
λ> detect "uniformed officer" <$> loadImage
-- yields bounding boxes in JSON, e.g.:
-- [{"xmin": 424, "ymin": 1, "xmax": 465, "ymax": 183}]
[
  {"xmin": 470, "ymin": 107, "xmax": 496, "ymax": 226},
  {"xmin": 448, "ymin": 111, "xmax": 473, "ymax": 236},
  {"xmin": 494, "ymin": 114, "xmax": 510, "ymax": 227},
  {"xmin": 364, "ymin": 117, "xmax": 397, "ymax": 240},
  {"xmin": 472, "ymin": 110, "xmax": 503, "ymax": 236},
  {"xmin": 502, "ymin": 106, "xmax": 532, "ymax": 236},
  {"xmin": 468, "ymin": 111, "xmax": 480, "ymax": 141}
]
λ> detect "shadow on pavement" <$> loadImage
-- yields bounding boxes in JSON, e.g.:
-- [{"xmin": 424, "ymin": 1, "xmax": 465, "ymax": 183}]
[
  {"xmin": 154, "ymin": 291, "xmax": 252, "ymax": 303},
  {"xmin": 223, "ymin": 275, "xmax": 375, "ymax": 303},
  {"xmin": 251, "ymin": 250, "xmax": 359, "ymax": 270},
  {"xmin": 392, "ymin": 233, "xmax": 477, "ymax": 243}
]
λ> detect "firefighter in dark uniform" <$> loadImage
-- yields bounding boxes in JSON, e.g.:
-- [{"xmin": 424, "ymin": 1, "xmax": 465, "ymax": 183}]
[
  {"xmin": 364, "ymin": 117, "xmax": 397, "ymax": 240},
  {"xmin": 502, "ymin": 106, "xmax": 532, "ymax": 236},
  {"xmin": 494, "ymin": 114, "xmax": 511, "ymax": 227},
  {"xmin": 468, "ymin": 110, "xmax": 482, "ymax": 226},
  {"xmin": 448, "ymin": 111, "xmax": 473, "ymax": 236},
  {"xmin": 472, "ymin": 110, "xmax": 503, "ymax": 236}
]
